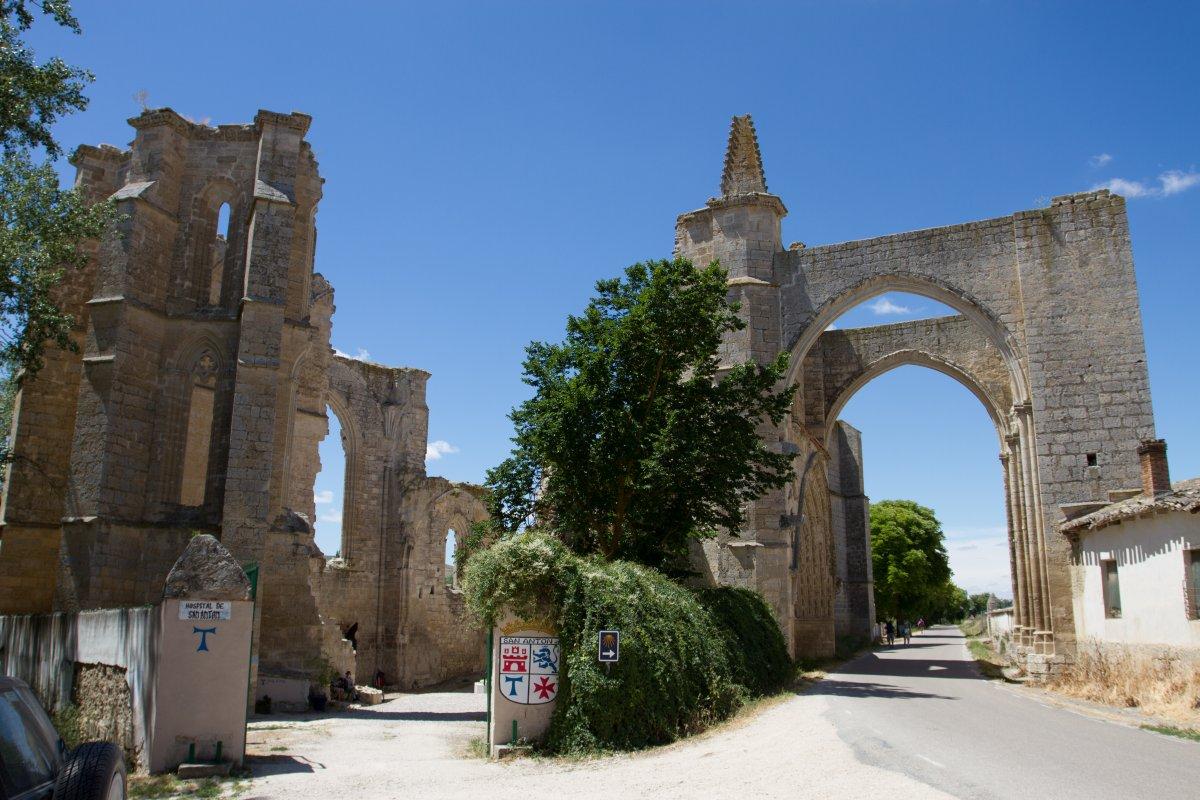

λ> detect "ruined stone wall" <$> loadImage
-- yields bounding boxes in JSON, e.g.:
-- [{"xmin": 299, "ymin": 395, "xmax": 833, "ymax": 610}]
[
  {"xmin": 785, "ymin": 424, "xmax": 836, "ymax": 659},
  {"xmin": 71, "ymin": 663, "xmax": 136, "ymax": 764},
  {"xmin": 676, "ymin": 116, "xmax": 1157, "ymax": 660},
  {"xmin": 828, "ymin": 422, "xmax": 874, "ymax": 643},
  {"xmin": 0, "ymin": 145, "xmax": 125, "ymax": 614}
]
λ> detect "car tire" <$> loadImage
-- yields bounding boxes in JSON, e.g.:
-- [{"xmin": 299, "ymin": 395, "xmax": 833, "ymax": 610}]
[{"xmin": 53, "ymin": 741, "xmax": 127, "ymax": 800}]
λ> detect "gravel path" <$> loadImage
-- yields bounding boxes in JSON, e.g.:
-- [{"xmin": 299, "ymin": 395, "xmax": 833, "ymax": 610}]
[{"xmin": 243, "ymin": 687, "xmax": 948, "ymax": 799}]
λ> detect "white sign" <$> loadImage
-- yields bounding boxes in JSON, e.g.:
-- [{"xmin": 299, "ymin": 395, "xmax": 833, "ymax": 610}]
[
  {"xmin": 498, "ymin": 635, "xmax": 559, "ymax": 705},
  {"xmin": 179, "ymin": 600, "xmax": 232, "ymax": 621}
]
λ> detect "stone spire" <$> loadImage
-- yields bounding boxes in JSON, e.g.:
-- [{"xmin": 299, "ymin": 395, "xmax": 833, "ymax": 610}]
[{"xmin": 720, "ymin": 114, "xmax": 768, "ymax": 197}]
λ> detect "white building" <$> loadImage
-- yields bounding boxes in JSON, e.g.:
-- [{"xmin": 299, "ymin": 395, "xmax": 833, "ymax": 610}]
[{"xmin": 1062, "ymin": 440, "xmax": 1200, "ymax": 648}]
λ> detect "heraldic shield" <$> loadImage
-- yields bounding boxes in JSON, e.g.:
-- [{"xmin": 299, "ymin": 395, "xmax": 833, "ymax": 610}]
[{"xmin": 498, "ymin": 635, "xmax": 560, "ymax": 705}]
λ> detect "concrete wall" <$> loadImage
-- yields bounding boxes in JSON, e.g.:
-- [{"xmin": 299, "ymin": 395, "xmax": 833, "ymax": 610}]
[
  {"xmin": 151, "ymin": 598, "xmax": 253, "ymax": 773},
  {"xmin": 987, "ymin": 608, "xmax": 1015, "ymax": 640},
  {"xmin": 1072, "ymin": 513, "xmax": 1200, "ymax": 647}
]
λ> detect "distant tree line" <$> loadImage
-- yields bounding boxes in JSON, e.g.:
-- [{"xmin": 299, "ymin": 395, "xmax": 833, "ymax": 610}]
[{"xmin": 870, "ymin": 499, "xmax": 1009, "ymax": 624}]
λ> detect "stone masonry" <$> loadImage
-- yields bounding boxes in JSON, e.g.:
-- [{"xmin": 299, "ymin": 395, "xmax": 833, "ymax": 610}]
[
  {"xmin": 0, "ymin": 109, "xmax": 487, "ymax": 690},
  {"xmin": 0, "ymin": 108, "xmax": 1160, "ymax": 680},
  {"xmin": 676, "ymin": 115, "xmax": 1157, "ymax": 664}
]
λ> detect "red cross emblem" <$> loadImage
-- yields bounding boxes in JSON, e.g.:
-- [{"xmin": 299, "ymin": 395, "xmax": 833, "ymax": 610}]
[{"xmin": 532, "ymin": 675, "xmax": 557, "ymax": 701}]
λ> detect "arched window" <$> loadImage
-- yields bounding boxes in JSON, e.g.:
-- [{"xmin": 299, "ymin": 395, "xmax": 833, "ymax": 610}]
[
  {"xmin": 179, "ymin": 350, "xmax": 218, "ymax": 506},
  {"xmin": 314, "ymin": 404, "xmax": 348, "ymax": 558},
  {"xmin": 444, "ymin": 529, "xmax": 458, "ymax": 589},
  {"xmin": 207, "ymin": 202, "xmax": 231, "ymax": 306}
]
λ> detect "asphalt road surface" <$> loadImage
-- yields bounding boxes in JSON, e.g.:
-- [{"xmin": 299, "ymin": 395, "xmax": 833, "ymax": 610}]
[{"xmin": 822, "ymin": 625, "xmax": 1197, "ymax": 799}]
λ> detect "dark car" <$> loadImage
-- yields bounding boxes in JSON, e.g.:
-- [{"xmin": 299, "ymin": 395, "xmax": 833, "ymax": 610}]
[{"xmin": 0, "ymin": 677, "xmax": 126, "ymax": 800}]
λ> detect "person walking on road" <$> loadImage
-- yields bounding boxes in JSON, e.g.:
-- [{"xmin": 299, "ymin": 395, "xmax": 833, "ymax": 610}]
[
  {"xmin": 900, "ymin": 621, "xmax": 911, "ymax": 645},
  {"xmin": 916, "ymin": 617, "xmax": 926, "ymax": 635},
  {"xmin": 884, "ymin": 619, "xmax": 895, "ymax": 646}
]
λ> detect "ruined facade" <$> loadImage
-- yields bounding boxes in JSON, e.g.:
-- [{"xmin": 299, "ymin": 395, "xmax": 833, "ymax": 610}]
[
  {"xmin": 0, "ymin": 109, "xmax": 487, "ymax": 689},
  {"xmin": 0, "ymin": 108, "xmax": 1163, "ymax": 682},
  {"xmin": 678, "ymin": 116, "xmax": 1157, "ymax": 668}
]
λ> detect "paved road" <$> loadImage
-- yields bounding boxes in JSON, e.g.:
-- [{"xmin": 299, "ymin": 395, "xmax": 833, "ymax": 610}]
[{"xmin": 822, "ymin": 625, "xmax": 1197, "ymax": 799}]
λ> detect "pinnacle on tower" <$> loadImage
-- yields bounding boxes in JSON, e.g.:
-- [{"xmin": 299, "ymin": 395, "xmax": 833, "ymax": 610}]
[{"xmin": 720, "ymin": 114, "xmax": 768, "ymax": 197}]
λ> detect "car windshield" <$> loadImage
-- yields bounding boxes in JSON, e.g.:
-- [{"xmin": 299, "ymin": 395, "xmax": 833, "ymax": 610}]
[{"xmin": 0, "ymin": 688, "xmax": 56, "ymax": 794}]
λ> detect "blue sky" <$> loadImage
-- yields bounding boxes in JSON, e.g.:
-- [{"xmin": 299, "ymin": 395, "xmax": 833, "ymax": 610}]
[{"xmin": 28, "ymin": 2, "xmax": 1199, "ymax": 593}]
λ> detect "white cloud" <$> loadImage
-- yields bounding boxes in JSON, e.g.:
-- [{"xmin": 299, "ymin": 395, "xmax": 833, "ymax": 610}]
[
  {"xmin": 1089, "ymin": 153, "xmax": 1113, "ymax": 168},
  {"xmin": 868, "ymin": 297, "xmax": 911, "ymax": 316},
  {"xmin": 1096, "ymin": 177, "xmax": 1154, "ymax": 198},
  {"xmin": 1159, "ymin": 169, "xmax": 1200, "ymax": 196},
  {"xmin": 945, "ymin": 526, "xmax": 1011, "ymax": 596},
  {"xmin": 825, "ymin": 322, "xmax": 838, "ymax": 331},
  {"xmin": 1094, "ymin": 169, "xmax": 1200, "ymax": 199},
  {"xmin": 314, "ymin": 489, "xmax": 333, "ymax": 505},
  {"xmin": 333, "ymin": 347, "xmax": 372, "ymax": 362},
  {"xmin": 318, "ymin": 509, "xmax": 343, "ymax": 525},
  {"xmin": 426, "ymin": 440, "xmax": 460, "ymax": 461}
]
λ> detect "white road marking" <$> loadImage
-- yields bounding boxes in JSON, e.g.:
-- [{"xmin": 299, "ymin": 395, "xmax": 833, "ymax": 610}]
[{"xmin": 917, "ymin": 754, "xmax": 945, "ymax": 769}]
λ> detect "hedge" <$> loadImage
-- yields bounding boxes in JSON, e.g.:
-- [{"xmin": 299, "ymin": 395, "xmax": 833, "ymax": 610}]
[
  {"xmin": 463, "ymin": 530, "xmax": 792, "ymax": 753},
  {"xmin": 695, "ymin": 586, "xmax": 792, "ymax": 696}
]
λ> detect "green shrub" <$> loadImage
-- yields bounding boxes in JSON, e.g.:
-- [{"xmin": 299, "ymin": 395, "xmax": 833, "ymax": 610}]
[
  {"xmin": 463, "ymin": 531, "xmax": 746, "ymax": 753},
  {"xmin": 696, "ymin": 587, "xmax": 792, "ymax": 695},
  {"xmin": 51, "ymin": 704, "xmax": 82, "ymax": 751}
]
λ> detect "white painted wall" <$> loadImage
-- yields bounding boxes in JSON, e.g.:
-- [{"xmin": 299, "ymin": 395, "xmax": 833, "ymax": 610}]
[
  {"xmin": 987, "ymin": 607, "xmax": 1014, "ymax": 639},
  {"xmin": 1072, "ymin": 512, "xmax": 1200, "ymax": 647}
]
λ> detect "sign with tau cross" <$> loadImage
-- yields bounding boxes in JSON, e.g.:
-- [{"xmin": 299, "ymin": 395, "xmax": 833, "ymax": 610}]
[{"xmin": 498, "ymin": 635, "xmax": 559, "ymax": 705}]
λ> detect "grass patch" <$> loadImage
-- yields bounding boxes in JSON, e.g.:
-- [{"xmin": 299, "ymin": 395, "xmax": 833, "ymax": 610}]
[
  {"xmin": 1142, "ymin": 724, "xmax": 1200, "ymax": 742},
  {"xmin": 464, "ymin": 735, "xmax": 490, "ymax": 760},
  {"xmin": 959, "ymin": 617, "xmax": 986, "ymax": 638},
  {"xmin": 1044, "ymin": 643, "xmax": 1200, "ymax": 724},
  {"xmin": 130, "ymin": 772, "xmax": 249, "ymax": 799},
  {"xmin": 965, "ymin": 636, "xmax": 1008, "ymax": 680}
]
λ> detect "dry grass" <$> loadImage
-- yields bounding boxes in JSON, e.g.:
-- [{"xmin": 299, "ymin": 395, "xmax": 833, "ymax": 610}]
[{"xmin": 1046, "ymin": 644, "xmax": 1200, "ymax": 726}]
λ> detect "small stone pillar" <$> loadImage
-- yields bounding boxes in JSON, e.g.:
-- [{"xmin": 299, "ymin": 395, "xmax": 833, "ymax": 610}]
[
  {"xmin": 488, "ymin": 615, "xmax": 560, "ymax": 756},
  {"xmin": 149, "ymin": 535, "xmax": 254, "ymax": 773}
]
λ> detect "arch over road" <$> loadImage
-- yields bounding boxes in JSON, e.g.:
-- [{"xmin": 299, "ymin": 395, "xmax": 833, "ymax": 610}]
[{"xmin": 673, "ymin": 115, "xmax": 1158, "ymax": 666}]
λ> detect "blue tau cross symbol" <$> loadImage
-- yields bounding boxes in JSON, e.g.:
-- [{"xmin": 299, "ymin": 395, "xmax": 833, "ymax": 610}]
[{"xmin": 193, "ymin": 626, "xmax": 217, "ymax": 652}]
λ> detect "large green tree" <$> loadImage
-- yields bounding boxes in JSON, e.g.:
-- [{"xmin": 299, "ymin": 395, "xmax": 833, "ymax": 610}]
[
  {"xmin": 1, "ymin": 1, "xmax": 114, "ymax": 381},
  {"xmin": 869, "ymin": 499, "xmax": 953, "ymax": 621},
  {"xmin": 486, "ymin": 257, "xmax": 795, "ymax": 567}
]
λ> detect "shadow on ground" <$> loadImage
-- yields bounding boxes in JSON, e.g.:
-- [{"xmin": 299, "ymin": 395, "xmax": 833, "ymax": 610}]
[{"xmin": 246, "ymin": 755, "xmax": 323, "ymax": 776}]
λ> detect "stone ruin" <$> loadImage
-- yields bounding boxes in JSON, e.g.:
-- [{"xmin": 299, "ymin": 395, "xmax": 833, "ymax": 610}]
[
  {"xmin": 0, "ymin": 108, "xmax": 1163, "ymax": 681},
  {"xmin": 678, "ymin": 116, "xmax": 1157, "ymax": 668},
  {"xmin": 0, "ymin": 108, "xmax": 487, "ymax": 691}
]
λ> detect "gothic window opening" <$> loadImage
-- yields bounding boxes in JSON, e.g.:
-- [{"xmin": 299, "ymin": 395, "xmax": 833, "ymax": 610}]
[
  {"xmin": 445, "ymin": 529, "xmax": 458, "ymax": 589},
  {"xmin": 208, "ymin": 202, "xmax": 231, "ymax": 306},
  {"xmin": 314, "ymin": 404, "xmax": 349, "ymax": 559}
]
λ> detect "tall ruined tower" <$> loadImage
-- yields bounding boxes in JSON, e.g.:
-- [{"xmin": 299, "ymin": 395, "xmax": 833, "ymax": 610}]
[{"xmin": 674, "ymin": 117, "xmax": 841, "ymax": 657}]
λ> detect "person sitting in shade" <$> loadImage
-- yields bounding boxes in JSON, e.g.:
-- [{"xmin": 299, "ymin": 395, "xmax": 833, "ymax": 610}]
[{"xmin": 333, "ymin": 670, "xmax": 358, "ymax": 702}]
